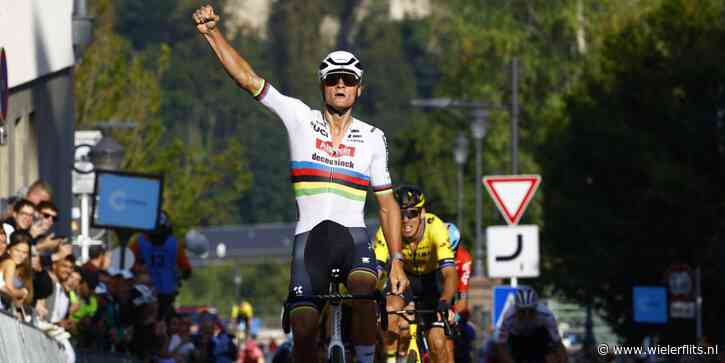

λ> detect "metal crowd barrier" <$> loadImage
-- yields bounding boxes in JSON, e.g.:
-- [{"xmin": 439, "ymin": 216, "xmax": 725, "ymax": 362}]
[{"xmin": 0, "ymin": 309, "xmax": 66, "ymax": 363}]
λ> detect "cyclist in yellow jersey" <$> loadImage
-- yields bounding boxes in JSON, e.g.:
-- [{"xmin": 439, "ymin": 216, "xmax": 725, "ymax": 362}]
[
  {"xmin": 231, "ymin": 300, "xmax": 254, "ymax": 339},
  {"xmin": 375, "ymin": 185, "xmax": 457, "ymax": 363}
]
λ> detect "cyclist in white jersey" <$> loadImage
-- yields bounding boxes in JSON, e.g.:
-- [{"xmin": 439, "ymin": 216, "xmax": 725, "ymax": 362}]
[
  {"xmin": 495, "ymin": 287, "xmax": 568, "ymax": 363},
  {"xmin": 193, "ymin": 5, "xmax": 409, "ymax": 363}
]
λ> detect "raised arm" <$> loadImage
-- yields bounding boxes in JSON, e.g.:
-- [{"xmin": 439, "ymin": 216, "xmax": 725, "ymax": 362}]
[{"xmin": 193, "ymin": 5, "xmax": 264, "ymax": 95}]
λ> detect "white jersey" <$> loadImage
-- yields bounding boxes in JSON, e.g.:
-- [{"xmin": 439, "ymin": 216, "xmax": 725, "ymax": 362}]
[
  {"xmin": 494, "ymin": 303, "xmax": 562, "ymax": 344},
  {"xmin": 257, "ymin": 81, "xmax": 393, "ymax": 234}
]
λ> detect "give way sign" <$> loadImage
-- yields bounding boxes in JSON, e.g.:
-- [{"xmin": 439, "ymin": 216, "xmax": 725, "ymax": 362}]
[{"xmin": 483, "ymin": 175, "xmax": 541, "ymax": 225}]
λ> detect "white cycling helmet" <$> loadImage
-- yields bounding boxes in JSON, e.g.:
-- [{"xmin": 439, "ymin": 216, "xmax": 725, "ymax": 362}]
[
  {"xmin": 514, "ymin": 287, "xmax": 538, "ymax": 309},
  {"xmin": 319, "ymin": 50, "xmax": 364, "ymax": 81}
]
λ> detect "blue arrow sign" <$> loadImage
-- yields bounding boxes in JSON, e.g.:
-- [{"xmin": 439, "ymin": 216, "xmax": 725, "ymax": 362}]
[{"xmin": 492, "ymin": 285, "xmax": 519, "ymax": 328}]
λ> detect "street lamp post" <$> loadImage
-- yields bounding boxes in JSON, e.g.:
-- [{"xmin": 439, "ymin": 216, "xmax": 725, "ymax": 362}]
[
  {"xmin": 453, "ymin": 133, "xmax": 469, "ymax": 228},
  {"xmin": 471, "ymin": 110, "xmax": 487, "ymax": 277},
  {"xmin": 411, "ymin": 98, "xmax": 491, "ymax": 277},
  {"xmin": 234, "ymin": 269, "xmax": 242, "ymax": 303}
]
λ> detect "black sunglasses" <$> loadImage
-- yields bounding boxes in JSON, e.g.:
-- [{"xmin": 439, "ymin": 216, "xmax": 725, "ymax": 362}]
[
  {"xmin": 323, "ymin": 73, "xmax": 360, "ymax": 87},
  {"xmin": 517, "ymin": 307, "xmax": 536, "ymax": 315},
  {"xmin": 401, "ymin": 208, "xmax": 421, "ymax": 219},
  {"xmin": 42, "ymin": 212, "xmax": 57, "ymax": 222}
]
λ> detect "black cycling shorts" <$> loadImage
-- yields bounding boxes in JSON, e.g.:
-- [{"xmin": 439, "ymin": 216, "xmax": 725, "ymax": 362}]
[
  {"xmin": 287, "ymin": 220, "xmax": 377, "ymax": 312},
  {"xmin": 386, "ymin": 271, "xmax": 444, "ymax": 330}
]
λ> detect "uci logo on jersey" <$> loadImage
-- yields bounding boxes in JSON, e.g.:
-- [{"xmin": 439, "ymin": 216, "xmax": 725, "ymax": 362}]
[{"xmin": 311, "ymin": 121, "xmax": 329, "ymax": 137}]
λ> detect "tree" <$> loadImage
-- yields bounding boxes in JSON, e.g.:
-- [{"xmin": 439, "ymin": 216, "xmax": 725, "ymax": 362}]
[
  {"xmin": 75, "ymin": 0, "xmax": 251, "ymax": 234},
  {"xmin": 543, "ymin": 0, "xmax": 725, "ymax": 343}
]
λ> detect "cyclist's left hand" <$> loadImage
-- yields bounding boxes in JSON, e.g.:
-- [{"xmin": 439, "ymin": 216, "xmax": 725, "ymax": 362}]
[{"xmin": 389, "ymin": 260, "xmax": 409, "ymax": 295}]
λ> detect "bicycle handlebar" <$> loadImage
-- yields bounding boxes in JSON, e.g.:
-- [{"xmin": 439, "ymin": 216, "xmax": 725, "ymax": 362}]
[
  {"xmin": 385, "ymin": 301, "xmax": 457, "ymax": 337},
  {"xmin": 311, "ymin": 293, "xmax": 380, "ymax": 301},
  {"xmin": 312, "ymin": 291, "xmax": 388, "ymax": 331}
]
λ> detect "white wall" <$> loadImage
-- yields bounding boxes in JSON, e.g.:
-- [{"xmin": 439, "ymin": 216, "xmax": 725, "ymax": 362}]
[{"xmin": 0, "ymin": 0, "xmax": 74, "ymax": 89}]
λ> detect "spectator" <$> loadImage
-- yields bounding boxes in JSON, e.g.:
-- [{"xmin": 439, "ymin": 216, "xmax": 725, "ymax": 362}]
[
  {"xmin": 64, "ymin": 268, "xmax": 82, "ymax": 319},
  {"xmin": 32, "ymin": 247, "xmax": 54, "ymax": 320},
  {"xmin": 193, "ymin": 318, "xmax": 238, "ymax": 363},
  {"xmin": 69, "ymin": 269, "xmax": 99, "ymax": 348},
  {"xmin": 32, "ymin": 200, "xmax": 65, "ymax": 253},
  {"xmin": 133, "ymin": 266, "xmax": 153, "ymax": 287},
  {"xmin": 93, "ymin": 270, "xmax": 128, "ymax": 353},
  {"xmin": 241, "ymin": 334, "xmax": 264, "ymax": 363},
  {"xmin": 0, "ymin": 226, "xmax": 7, "ymax": 256},
  {"xmin": 128, "ymin": 284, "xmax": 164, "ymax": 360},
  {"xmin": 2, "ymin": 199, "xmax": 36, "ymax": 238},
  {"xmin": 0, "ymin": 179, "xmax": 52, "ymax": 220},
  {"xmin": 47, "ymin": 255, "xmax": 74, "ymax": 327},
  {"xmin": 0, "ymin": 230, "xmax": 32, "ymax": 312},
  {"xmin": 159, "ymin": 315, "xmax": 196, "ymax": 363},
  {"xmin": 41, "ymin": 242, "xmax": 74, "ymax": 273},
  {"xmin": 82, "ymin": 245, "xmax": 110, "ymax": 274},
  {"xmin": 271, "ymin": 336, "xmax": 293, "ymax": 363},
  {"xmin": 70, "ymin": 269, "xmax": 99, "ymax": 321},
  {"xmin": 25, "ymin": 180, "xmax": 53, "ymax": 206},
  {"xmin": 130, "ymin": 211, "xmax": 192, "ymax": 320},
  {"xmin": 41, "ymin": 257, "xmax": 77, "ymax": 363},
  {"xmin": 107, "ymin": 268, "xmax": 136, "ymax": 327}
]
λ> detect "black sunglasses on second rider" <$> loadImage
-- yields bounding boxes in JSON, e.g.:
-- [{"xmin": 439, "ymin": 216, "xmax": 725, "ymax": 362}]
[
  {"xmin": 323, "ymin": 72, "xmax": 360, "ymax": 87},
  {"xmin": 401, "ymin": 208, "xmax": 421, "ymax": 220}
]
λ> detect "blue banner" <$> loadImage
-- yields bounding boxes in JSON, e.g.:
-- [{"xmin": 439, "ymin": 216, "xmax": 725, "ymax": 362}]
[{"xmin": 93, "ymin": 171, "xmax": 162, "ymax": 231}]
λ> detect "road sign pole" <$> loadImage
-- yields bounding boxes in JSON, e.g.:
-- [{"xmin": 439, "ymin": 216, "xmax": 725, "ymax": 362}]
[
  {"xmin": 475, "ymin": 133, "xmax": 484, "ymax": 277},
  {"xmin": 80, "ymin": 192, "xmax": 90, "ymax": 263},
  {"xmin": 510, "ymin": 58, "xmax": 520, "ymax": 287},
  {"xmin": 696, "ymin": 265, "xmax": 702, "ymax": 344},
  {"xmin": 511, "ymin": 57, "xmax": 519, "ymax": 175}
]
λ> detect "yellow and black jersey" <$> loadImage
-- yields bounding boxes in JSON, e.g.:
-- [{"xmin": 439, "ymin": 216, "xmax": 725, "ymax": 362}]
[{"xmin": 374, "ymin": 213, "xmax": 455, "ymax": 275}]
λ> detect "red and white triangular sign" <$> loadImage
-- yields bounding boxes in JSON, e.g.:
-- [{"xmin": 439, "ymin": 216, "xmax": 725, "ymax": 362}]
[{"xmin": 483, "ymin": 175, "xmax": 541, "ymax": 225}]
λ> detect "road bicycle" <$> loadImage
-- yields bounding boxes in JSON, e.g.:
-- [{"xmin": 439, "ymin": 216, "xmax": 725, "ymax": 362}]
[
  {"xmin": 385, "ymin": 297, "xmax": 455, "ymax": 363},
  {"xmin": 283, "ymin": 267, "xmax": 387, "ymax": 363}
]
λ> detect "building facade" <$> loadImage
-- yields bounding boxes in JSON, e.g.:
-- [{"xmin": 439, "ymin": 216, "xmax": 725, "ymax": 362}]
[{"xmin": 0, "ymin": 0, "xmax": 77, "ymax": 234}]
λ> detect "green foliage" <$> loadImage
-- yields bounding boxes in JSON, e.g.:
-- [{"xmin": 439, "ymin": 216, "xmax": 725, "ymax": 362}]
[
  {"xmin": 75, "ymin": 0, "xmax": 251, "ymax": 236},
  {"xmin": 543, "ymin": 0, "xmax": 725, "ymax": 343},
  {"xmin": 176, "ymin": 261, "xmax": 290, "ymax": 320},
  {"xmin": 354, "ymin": 2, "xmax": 419, "ymax": 135},
  {"xmin": 268, "ymin": 0, "xmax": 327, "ymax": 105}
]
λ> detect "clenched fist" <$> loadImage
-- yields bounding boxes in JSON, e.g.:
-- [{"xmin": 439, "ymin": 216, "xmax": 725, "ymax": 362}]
[{"xmin": 193, "ymin": 4, "xmax": 220, "ymax": 34}]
